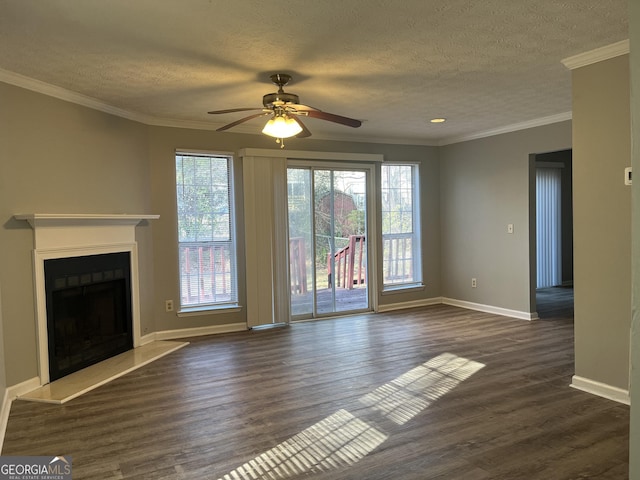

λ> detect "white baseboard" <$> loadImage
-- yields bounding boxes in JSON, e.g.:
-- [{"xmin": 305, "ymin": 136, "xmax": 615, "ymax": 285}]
[
  {"xmin": 442, "ymin": 298, "xmax": 537, "ymax": 321},
  {"xmin": 153, "ymin": 322, "xmax": 247, "ymax": 341},
  {"xmin": 570, "ymin": 375, "xmax": 630, "ymax": 405},
  {"xmin": 0, "ymin": 387, "xmax": 8, "ymax": 454},
  {"xmin": 377, "ymin": 297, "xmax": 443, "ymax": 313},
  {"xmin": 377, "ymin": 296, "xmax": 537, "ymax": 320},
  {"xmin": 139, "ymin": 332, "xmax": 157, "ymax": 345},
  {"xmin": 6, "ymin": 377, "xmax": 42, "ymax": 400},
  {"xmin": 0, "ymin": 377, "xmax": 41, "ymax": 451}
]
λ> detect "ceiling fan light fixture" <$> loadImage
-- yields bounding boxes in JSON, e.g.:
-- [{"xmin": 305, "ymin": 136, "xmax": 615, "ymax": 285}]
[
  {"xmin": 209, "ymin": 74, "xmax": 361, "ymax": 147},
  {"xmin": 262, "ymin": 114, "xmax": 303, "ymax": 138}
]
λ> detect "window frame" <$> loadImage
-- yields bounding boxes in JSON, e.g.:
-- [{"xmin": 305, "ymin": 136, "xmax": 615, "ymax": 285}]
[
  {"xmin": 380, "ymin": 162, "xmax": 423, "ymax": 292},
  {"xmin": 175, "ymin": 150, "xmax": 240, "ymax": 314}
]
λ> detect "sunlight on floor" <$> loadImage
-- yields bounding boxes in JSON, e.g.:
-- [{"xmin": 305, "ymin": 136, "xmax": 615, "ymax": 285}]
[
  {"xmin": 216, "ymin": 353, "xmax": 484, "ymax": 479},
  {"xmin": 359, "ymin": 352, "xmax": 485, "ymax": 425},
  {"xmin": 217, "ymin": 409, "xmax": 387, "ymax": 480}
]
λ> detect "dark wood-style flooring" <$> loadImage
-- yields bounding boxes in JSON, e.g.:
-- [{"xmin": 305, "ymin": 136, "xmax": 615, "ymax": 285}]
[{"xmin": 3, "ymin": 291, "xmax": 629, "ymax": 479}]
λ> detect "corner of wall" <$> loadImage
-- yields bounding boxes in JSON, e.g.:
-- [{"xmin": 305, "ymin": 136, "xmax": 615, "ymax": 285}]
[{"xmin": 570, "ymin": 375, "xmax": 630, "ymax": 405}]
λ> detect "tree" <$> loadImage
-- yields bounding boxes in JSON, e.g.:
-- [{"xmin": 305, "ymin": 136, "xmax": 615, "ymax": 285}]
[{"xmin": 176, "ymin": 155, "xmax": 231, "ymax": 242}]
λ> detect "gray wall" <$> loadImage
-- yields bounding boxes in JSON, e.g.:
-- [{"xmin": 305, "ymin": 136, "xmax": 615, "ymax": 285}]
[
  {"xmin": 439, "ymin": 122, "xmax": 572, "ymax": 314},
  {"xmin": 0, "ymin": 82, "xmax": 153, "ymax": 386},
  {"xmin": 572, "ymin": 54, "xmax": 631, "ymax": 391},
  {"xmin": 4, "ymin": 61, "xmax": 625, "ymax": 407},
  {"xmin": 629, "ymin": 0, "xmax": 639, "ymax": 476},
  {"xmin": 0, "ymin": 81, "xmax": 440, "ymax": 386},
  {"xmin": 148, "ymin": 127, "xmax": 441, "ymax": 331}
]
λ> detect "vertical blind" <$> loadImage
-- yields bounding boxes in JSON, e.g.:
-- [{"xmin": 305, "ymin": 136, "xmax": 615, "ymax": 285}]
[{"xmin": 536, "ymin": 166, "xmax": 562, "ymax": 288}]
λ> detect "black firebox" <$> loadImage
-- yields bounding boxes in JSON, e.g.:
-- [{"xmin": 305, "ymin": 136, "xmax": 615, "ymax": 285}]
[{"xmin": 44, "ymin": 252, "xmax": 133, "ymax": 381}]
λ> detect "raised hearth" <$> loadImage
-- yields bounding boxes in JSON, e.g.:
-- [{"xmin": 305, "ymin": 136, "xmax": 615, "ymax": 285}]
[
  {"xmin": 20, "ymin": 340, "xmax": 187, "ymax": 404},
  {"xmin": 15, "ymin": 213, "xmax": 159, "ymax": 385}
]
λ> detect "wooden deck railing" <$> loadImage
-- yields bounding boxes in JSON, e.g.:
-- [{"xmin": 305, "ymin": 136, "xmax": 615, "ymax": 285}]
[
  {"xmin": 382, "ymin": 233, "xmax": 415, "ymax": 284},
  {"xmin": 289, "ymin": 237, "xmax": 307, "ymax": 294},
  {"xmin": 180, "ymin": 243, "xmax": 231, "ymax": 305},
  {"xmin": 328, "ymin": 235, "xmax": 366, "ymax": 289}
]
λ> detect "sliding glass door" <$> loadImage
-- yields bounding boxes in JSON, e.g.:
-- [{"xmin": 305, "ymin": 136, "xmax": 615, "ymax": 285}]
[{"xmin": 288, "ymin": 166, "xmax": 370, "ymax": 318}]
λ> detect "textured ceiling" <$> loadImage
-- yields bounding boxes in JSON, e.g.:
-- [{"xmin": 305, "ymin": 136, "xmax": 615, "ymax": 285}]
[{"xmin": 0, "ymin": 0, "xmax": 629, "ymax": 145}]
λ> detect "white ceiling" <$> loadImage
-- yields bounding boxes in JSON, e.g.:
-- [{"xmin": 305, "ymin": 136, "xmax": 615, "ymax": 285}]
[{"xmin": 0, "ymin": 0, "xmax": 629, "ymax": 145}]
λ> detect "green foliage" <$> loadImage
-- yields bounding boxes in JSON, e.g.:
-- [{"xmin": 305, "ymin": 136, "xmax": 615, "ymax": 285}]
[{"xmin": 176, "ymin": 155, "xmax": 231, "ymax": 242}]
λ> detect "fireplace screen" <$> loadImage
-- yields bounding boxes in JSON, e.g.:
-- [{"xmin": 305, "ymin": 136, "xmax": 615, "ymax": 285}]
[{"xmin": 44, "ymin": 252, "xmax": 133, "ymax": 381}]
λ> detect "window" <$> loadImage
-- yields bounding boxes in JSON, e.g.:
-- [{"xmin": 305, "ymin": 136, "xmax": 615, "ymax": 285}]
[
  {"xmin": 175, "ymin": 152, "xmax": 238, "ymax": 309},
  {"xmin": 381, "ymin": 164, "xmax": 422, "ymax": 289}
]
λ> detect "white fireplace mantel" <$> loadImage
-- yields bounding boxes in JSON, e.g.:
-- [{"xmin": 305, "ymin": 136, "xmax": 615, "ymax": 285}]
[
  {"xmin": 15, "ymin": 213, "xmax": 159, "ymax": 227},
  {"xmin": 15, "ymin": 213, "xmax": 159, "ymax": 385},
  {"xmin": 15, "ymin": 213, "xmax": 159, "ymax": 250}
]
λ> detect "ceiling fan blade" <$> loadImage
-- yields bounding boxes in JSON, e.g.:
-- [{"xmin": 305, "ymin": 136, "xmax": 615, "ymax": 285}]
[
  {"xmin": 289, "ymin": 104, "xmax": 320, "ymax": 112},
  {"xmin": 292, "ymin": 116, "xmax": 312, "ymax": 138},
  {"xmin": 305, "ymin": 110, "xmax": 362, "ymax": 128},
  {"xmin": 208, "ymin": 107, "xmax": 263, "ymax": 114},
  {"xmin": 216, "ymin": 112, "xmax": 269, "ymax": 131}
]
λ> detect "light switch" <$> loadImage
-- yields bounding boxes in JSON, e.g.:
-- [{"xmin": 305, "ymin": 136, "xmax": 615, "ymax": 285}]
[{"xmin": 507, "ymin": 224, "xmax": 514, "ymax": 234}]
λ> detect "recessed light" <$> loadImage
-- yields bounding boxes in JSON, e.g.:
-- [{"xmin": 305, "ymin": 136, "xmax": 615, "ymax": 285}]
[{"xmin": 430, "ymin": 118, "xmax": 446, "ymax": 123}]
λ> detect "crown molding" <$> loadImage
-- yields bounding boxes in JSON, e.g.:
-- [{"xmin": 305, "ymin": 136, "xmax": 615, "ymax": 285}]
[
  {"xmin": 144, "ymin": 116, "xmax": 236, "ymax": 132},
  {"xmin": 0, "ymin": 67, "xmax": 260, "ymax": 133},
  {"xmin": 0, "ymin": 67, "xmax": 569, "ymax": 147},
  {"xmin": 0, "ymin": 67, "xmax": 155, "ymax": 123},
  {"xmin": 437, "ymin": 111, "xmax": 572, "ymax": 146},
  {"xmin": 561, "ymin": 39, "xmax": 629, "ymax": 70}
]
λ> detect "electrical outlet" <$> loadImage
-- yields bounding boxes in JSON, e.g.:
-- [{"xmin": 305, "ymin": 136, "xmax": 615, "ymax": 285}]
[
  {"xmin": 471, "ymin": 278, "xmax": 477, "ymax": 288},
  {"xmin": 165, "ymin": 300, "xmax": 174, "ymax": 312}
]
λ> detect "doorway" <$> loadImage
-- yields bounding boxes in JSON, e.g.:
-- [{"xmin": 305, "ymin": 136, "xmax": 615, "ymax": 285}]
[
  {"xmin": 288, "ymin": 165, "xmax": 372, "ymax": 319},
  {"xmin": 531, "ymin": 149, "xmax": 574, "ymax": 319}
]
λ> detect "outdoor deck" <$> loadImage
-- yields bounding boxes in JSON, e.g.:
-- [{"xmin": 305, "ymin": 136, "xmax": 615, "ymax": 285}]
[{"xmin": 291, "ymin": 286, "xmax": 368, "ymax": 317}]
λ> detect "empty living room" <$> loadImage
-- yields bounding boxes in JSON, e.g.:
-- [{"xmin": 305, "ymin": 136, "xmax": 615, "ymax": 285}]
[{"xmin": 0, "ymin": 1, "xmax": 638, "ymax": 479}]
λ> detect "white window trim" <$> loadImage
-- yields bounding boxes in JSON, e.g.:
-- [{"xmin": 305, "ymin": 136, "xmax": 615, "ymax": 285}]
[
  {"xmin": 175, "ymin": 150, "xmax": 240, "ymax": 311},
  {"xmin": 177, "ymin": 304, "xmax": 243, "ymax": 317},
  {"xmin": 381, "ymin": 162, "xmax": 423, "ymax": 292}
]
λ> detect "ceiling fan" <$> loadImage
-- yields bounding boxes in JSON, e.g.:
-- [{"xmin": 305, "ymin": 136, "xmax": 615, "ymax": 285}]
[{"xmin": 208, "ymin": 73, "xmax": 362, "ymax": 147}]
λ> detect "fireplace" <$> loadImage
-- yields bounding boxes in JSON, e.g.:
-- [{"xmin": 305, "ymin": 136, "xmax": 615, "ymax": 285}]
[
  {"xmin": 15, "ymin": 213, "xmax": 159, "ymax": 385},
  {"xmin": 45, "ymin": 252, "xmax": 133, "ymax": 381}
]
